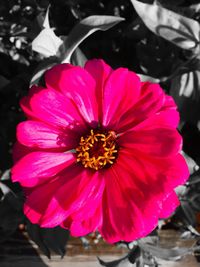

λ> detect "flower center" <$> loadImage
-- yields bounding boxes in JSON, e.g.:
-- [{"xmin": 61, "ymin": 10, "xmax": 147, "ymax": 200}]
[{"xmin": 76, "ymin": 129, "xmax": 118, "ymax": 171}]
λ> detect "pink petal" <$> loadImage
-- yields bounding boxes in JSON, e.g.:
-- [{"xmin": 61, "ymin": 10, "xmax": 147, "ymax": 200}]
[
  {"xmin": 20, "ymin": 85, "xmax": 44, "ymax": 120},
  {"xmin": 23, "ymin": 166, "xmax": 81, "ymax": 224},
  {"xmin": 102, "ymin": 68, "xmax": 141, "ymax": 128},
  {"xmin": 119, "ymin": 128, "xmax": 182, "ymax": 157},
  {"xmin": 118, "ymin": 148, "xmax": 189, "ymax": 195},
  {"xmin": 99, "ymin": 149, "xmax": 188, "ymax": 243},
  {"xmin": 84, "ymin": 59, "xmax": 112, "ymax": 123},
  {"xmin": 147, "ymin": 153, "xmax": 189, "ymax": 189},
  {"xmin": 159, "ymin": 191, "xmax": 180, "ymax": 218},
  {"xmin": 45, "ymin": 64, "xmax": 98, "ymax": 125},
  {"xmin": 99, "ymin": 167, "xmax": 157, "ymax": 243},
  {"xmin": 39, "ymin": 169, "xmax": 105, "ymax": 228},
  {"xmin": 30, "ymin": 88, "xmax": 87, "ymax": 132},
  {"xmin": 12, "ymin": 141, "xmax": 37, "ymax": 163},
  {"xmin": 117, "ymin": 82, "xmax": 165, "ymax": 133},
  {"xmin": 17, "ymin": 120, "xmax": 78, "ymax": 150},
  {"xmin": 125, "ymin": 95, "xmax": 180, "ymax": 132},
  {"xmin": 11, "ymin": 151, "xmax": 76, "ymax": 187},
  {"xmin": 44, "ymin": 63, "xmax": 74, "ymax": 89},
  {"xmin": 24, "ymin": 176, "xmax": 64, "ymax": 224},
  {"xmin": 69, "ymin": 205, "xmax": 102, "ymax": 237}
]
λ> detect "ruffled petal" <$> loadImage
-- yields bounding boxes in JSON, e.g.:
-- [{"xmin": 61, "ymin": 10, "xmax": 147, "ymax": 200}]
[
  {"xmin": 39, "ymin": 168, "xmax": 105, "ymax": 228},
  {"xmin": 99, "ymin": 167, "xmax": 155, "ymax": 243},
  {"xmin": 102, "ymin": 68, "xmax": 141, "ymax": 128},
  {"xmin": 17, "ymin": 120, "xmax": 79, "ymax": 150},
  {"xmin": 29, "ymin": 88, "xmax": 87, "ymax": 132},
  {"xmin": 11, "ymin": 151, "xmax": 76, "ymax": 187},
  {"xmin": 45, "ymin": 64, "xmax": 98, "ymax": 125},
  {"xmin": 44, "ymin": 63, "xmax": 74, "ymax": 89},
  {"xmin": 99, "ymin": 148, "xmax": 187, "ymax": 243},
  {"xmin": 24, "ymin": 176, "xmax": 64, "ymax": 224},
  {"xmin": 148, "ymin": 153, "xmax": 189, "ymax": 189},
  {"xmin": 69, "ymin": 205, "xmax": 102, "ymax": 237},
  {"xmin": 119, "ymin": 128, "xmax": 182, "ymax": 158},
  {"xmin": 124, "ymin": 95, "xmax": 180, "ymax": 132},
  {"xmin": 118, "ymin": 148, "xmax": 189, "ymax": 194},
  {"xmin": 117, "ymin": 82, "xmax": 165, "ymax": 133},
  {"xmin": 84, "ymin": 59, "xmax": 112, "ymax": 123}
]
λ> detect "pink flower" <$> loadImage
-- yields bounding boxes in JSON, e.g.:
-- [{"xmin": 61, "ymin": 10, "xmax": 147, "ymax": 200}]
[{"xmin": 11, "ymin": 59, "xmax": 189, "ymax": 243}]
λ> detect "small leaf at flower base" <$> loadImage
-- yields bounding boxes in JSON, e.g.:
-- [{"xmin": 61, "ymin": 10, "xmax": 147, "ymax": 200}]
[
  {"xmin": 40, "ymin": 227, "xmax": 69, "ymax": 258},
  {"xmin": 181, "ymin": 151, "xmax": 198, "ymax": 175},
  {"xmin": 1, "ymin": 169, "xmax": 11, "ymax": 181},
  {"xmin": 98, "ymin": 246, "xmax": 140, "ymax": 266},
  {"xmin": 61, "ymin": 15, "xmax": 125, "ymax": 63},
  {"xmin": 26, "ymin": 222, "xmax": 50, "ymax": 258},
  {"xmin": 130, "ymin": 0, "xmax": 200, "ymax": 51},
  {"xmin": 188, "ymin": 170, "xmax": 200, "ymax": 185},
  {"xmin": 190, "ymin": 193, "xmax": 200, "ymax": 212},
  {"xmin": 32, "ymin": 28, "xmax": 63, "ymax": 57},
  {"xmin": 26, "ymin": 221, "xmax": 69, "ymax": 258},
  {"xmin": 181, "ymin": 200, "xmax": 197, "ymax": 226}
]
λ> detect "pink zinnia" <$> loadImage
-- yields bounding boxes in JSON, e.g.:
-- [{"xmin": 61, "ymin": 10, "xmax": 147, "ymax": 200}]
[{"xmin": 12, "ymin": 59, "xmax": 189, "ymax": 243}]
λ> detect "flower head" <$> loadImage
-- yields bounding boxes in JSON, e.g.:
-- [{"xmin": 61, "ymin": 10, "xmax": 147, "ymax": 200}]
[{"xmin": 12, "ymin": 59, "xmax": 189, "ymax": 243}]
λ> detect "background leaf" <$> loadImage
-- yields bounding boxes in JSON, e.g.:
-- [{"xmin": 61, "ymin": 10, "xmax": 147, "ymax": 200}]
[
  {"xmin": 130, "ymin": 0, "xmax": 200, "ymax": 51},
  {"xmin": 61, "ymin": 15, "xmax": 125, "ymax": 63},
  {"xmin": 98, "ymin": 246, "xmax": 140, "ymax": 266},
  {"xmin": 71, "ymin": 47, "xmax": 87, "ymax": 67},
  {"xmin": 32, "ymin": 28, "xmax": 63, "ymax": 57},
  {"xmin": 0, "ymin": 181, "xmax": 23, "ymax": 243},
  {"xmin": 138, "ymin": 74, "xmax": 160, "ymax": 83},
  {"xmin": 138, "ymin": 239, "xmax": 197, "ymax": 261},
  {"xmin": 170, "ymin": 70, "xmax": 200, "ymax": 123}
]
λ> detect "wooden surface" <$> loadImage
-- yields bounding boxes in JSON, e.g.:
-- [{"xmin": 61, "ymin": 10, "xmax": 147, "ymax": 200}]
[{"xmin": 0, "ymin": 230, "xmax": 199, "ymax": 267}]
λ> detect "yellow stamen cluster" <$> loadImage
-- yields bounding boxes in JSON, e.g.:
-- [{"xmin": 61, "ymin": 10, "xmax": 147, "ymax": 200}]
[{"xmin": 76, "ymin": 129, "xmax": 118, "ymax": 171}]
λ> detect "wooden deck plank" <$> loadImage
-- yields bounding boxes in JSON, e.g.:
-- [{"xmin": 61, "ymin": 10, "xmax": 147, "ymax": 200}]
[{"xmin": 0, "ymin": 230, "xmax": 199, "ymax": 266}]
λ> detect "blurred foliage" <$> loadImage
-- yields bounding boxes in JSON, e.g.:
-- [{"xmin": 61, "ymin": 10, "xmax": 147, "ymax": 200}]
[{"xmin": 1, "ymin": 0, "xmax": 200, "ymax": 266}]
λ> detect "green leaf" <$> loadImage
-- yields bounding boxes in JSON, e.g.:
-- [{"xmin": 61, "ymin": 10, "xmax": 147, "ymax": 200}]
[
  {"xmin": 30, "ymin": 56, "xmax": 58, "ymax": 86},
  {"xmin": 43, "ymin": 5, "xmax": 51, "ymax": 29},
  {"xmin": 138, "ymin": 73, "xmax": 160, "ymax": 83},
  {"xmin": 26, "ymin": 222, "xmax": 69, "ymax": 258},
  {"xmin": 188, "ymin": 4, "xmax": 200, "ymax": 15},
  {"xmin": 61, "ymin": 15, "xmax": 125, "ymax": 63},
  {"xmin": 138, "ymin": 239, "xmax": 197, "ymax": 261},
  {"xmin": 130, "ymin": 0, "xmax": 200, "ymax": 51},
  {"xmin": 32, "ymin": 28, "xmax": 63, "ymax": 57},
  {"xmin": 26, "ymin": 222, "xmax": 50, "ymax": 258},
  {"xmin": 98, "ymin": 246, "xmax": 140, "ymax": 266},
  {"xmin": 181, "ymin": 200, "xmax": 197, "ymax": 226},
  {"xmin": 30, "ymin": 15, "xmax": 124, "ymax": 84},
  {"xmin": 31, "ymin": 5, "xmax": 62, "ymax": 57},
  {"xmin": 71, "ymin": 47, "xmax": 87, "ymax": 67},
  {"xmin": 41, "ymin": 227, "xmax": 69, "ymax": 258}
]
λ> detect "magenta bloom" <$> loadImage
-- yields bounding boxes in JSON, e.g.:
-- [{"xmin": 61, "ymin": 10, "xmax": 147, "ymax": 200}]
[{"xmin": 12, "ymin": 59, "xmax": 189, "ymax": 243}]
